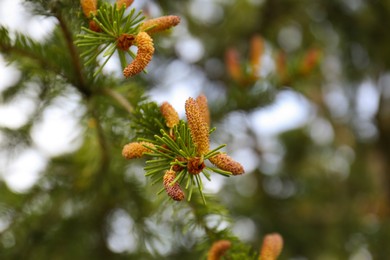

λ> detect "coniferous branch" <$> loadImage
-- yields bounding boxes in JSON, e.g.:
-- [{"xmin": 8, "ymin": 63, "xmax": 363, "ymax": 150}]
[
  {"xmin": 0, "ymin": 23, "xmax": 92, "ymax": 100},
  {"xmin": 75, "ymin": 2, "xmax": 145, "ymax": 77},
  {"xmin": 76, "ymin": 1, "xmax": 180, "ymax": 77},
  {"xmin": 123, "ymin": 98, "xmax": 245, "ymax": 203},
  {"xmin": 184, "ymin": 196, "xmax": 258, "ymax": 258},
  {"xmin": 0, "ymin": 27, "xmax": 62, "ymax": 76},
  {"xmin": 55, "ymin": 12, "xmax": 91, "ymax": 97},
  {"xmin": 2, "ymin": 0, "xmax": 386, "ymax": 259},
  {"xmin": 130, "ymin": 101, "xmax": 168, "ymax": 140},
  {"xmin": 187, "ymin": 195, "xmax": 229, "ymax": 239}
]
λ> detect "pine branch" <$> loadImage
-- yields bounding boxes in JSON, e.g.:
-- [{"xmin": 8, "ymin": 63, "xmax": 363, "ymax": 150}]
[
  {"xmin": 187, "ymin": 195, "xmax": 231, "ymax": 239},
  {"xmin": 0, "ymin": 25, "xmax": 90, "ymax": 99},
  {"xmin": 55, "ymin": 13, "xmax": 91, "ymax": 97},
  {"xmin": 0, "ymin": 27, "xmax": 63, "ymax": 76}
]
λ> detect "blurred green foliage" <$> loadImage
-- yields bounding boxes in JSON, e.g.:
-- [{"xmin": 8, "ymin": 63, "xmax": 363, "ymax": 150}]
[{"xmin": 1, "ymin": 0, "xmax": 390, "ymax": 259}]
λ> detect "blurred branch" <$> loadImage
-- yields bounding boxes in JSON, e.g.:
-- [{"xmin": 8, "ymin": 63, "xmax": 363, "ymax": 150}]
[
  {"xmin": 187, "ymin": 197, "xmax": 231, "ymax": 241},
  {"xmin": 376, "ymin": 94, "xmax": 390, "ymax": 211},
  {"xmin": 0, "ymin": 43, "xmax": 58, "ymax": 73},
  {"xmin": 88, "ymin": 100, "xmax": 110, "ymax": 174},
  {"xmin": 0, "ymin": 27, "xmax": 62, "ymax": 76},
  {"xmin": 188, "ymin": 200, "xmax": 215, "ymax": 239},
  {"xmin": 102, "ymin": 87, "xmax": 134, "ymax": 114}
]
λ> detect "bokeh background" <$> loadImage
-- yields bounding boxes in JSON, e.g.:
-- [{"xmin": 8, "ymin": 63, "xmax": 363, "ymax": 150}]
[{"xmin": 1, "ymin": 0, "xmax": 390, "ymax": 259}]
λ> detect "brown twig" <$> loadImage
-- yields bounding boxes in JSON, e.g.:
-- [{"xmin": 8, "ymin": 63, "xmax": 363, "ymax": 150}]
[
  {"xmin": 55, "ymin": 12, "xmax": 92, "ymax": 97},
  {"xmin": 376, "ymin": 94, "xmax": 390, "ymax": 212}
]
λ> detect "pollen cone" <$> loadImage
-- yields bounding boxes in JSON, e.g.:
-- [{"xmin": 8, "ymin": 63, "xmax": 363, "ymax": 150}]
[
  {"xmin": 160, "ymin": 102, "xmax": 179, "ymax": 128},
  {"xmin": 116, "ymin": 0, "xmax": 134, "ymax": 9},
  {"xmin": 209, "ymin": 153, "xmax": 244, "ymax": 175},
  {"xmin": 259, "ymin": 233, "xmax": 283, "ymax": 260},
  {"xmin": 163, "ymin": 170, "xmax": 185, "ymax": 201},
  {"xmin": 122, "ymin": 141, "xmax": 154, "ymax": 159},
  {"xmin": 80, "ymin": 0, "xmax": 97, "ymax": 18},
  {"xmin": 185, "ymin": 97, "xmax": 210, "ymax": 155},
  {"xmin": 207, "ymin": 240, "xmax": 231, "ymax": 260},
  {"xmin": 123, "ymin": 32, "xmax": 155, "ymax": 78},
  {"xmin": 141, "ymin": 15, "xmax": 181, "ymax": 34}
]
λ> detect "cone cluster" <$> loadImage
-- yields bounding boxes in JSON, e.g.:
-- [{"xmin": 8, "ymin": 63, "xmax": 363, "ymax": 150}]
[
  {"xmin": 122, "ymin": 95, "xmax": 245, "ymax": 202},
  {"xmin": 78, "ymin": 0, "xmax": 180, "ymax": 77}
]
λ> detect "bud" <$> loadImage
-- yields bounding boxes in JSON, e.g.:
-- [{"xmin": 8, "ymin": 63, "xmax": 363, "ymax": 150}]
[
  {"xmin": 89, "ymin": 20, "xmax": 100, "ymax": 32},
  {"xmin": 117, "ymin": 34, "xmax": 135, "ymax": 51},
  {"xmin": 187, "ymin": 157, "xmax": 206, "ymax": 175},
  {"xmin": 275, "ymin": 51, "xmax": 288, "ymax": 84},
  {"xmin": 225, "ymin": 48, "xmax": 242, "ymax": 82},
  {"xmin": 122, "ymin": 141, "xmax": 154, "ymax": 159},
  {"xmin": 80, "ymin": 0, "xmax": 97, "ymax": 18},
  {"xmin": 207, "ymin": 240, "xmax": 231, "ymax": 260},
  {"xmin": 123, "ymin": 32, "xmax": 155, "ymax": 77},
  {"xmin": 250, "ymin": 35, "xmax": 264, "ymax": 78},
  {"xmin": 196, "ymin": 94, "xmax": 210, "ymax": 127},
  {"xmin": 141, "ymin": 15, "xmax": 181, "ymax": 34},
  {"xmin": 185, "ymin": 97, "xmax": 210, "ymax": 156},
  {"xmin": 160, "ymin": 102, "xmax": 180, "ymax": 128},
  {"xmin": 259, "ymin": 233, "xmax": 283, "ymax": 260},
  {"xmin": 163, "ymin": 170, "xmax": 185, "ymax": 201},
  {"xmin": 116, "ymin": 0, "xmax": 134, "ymax": 9},
  {"xmin": 299, "ymin": 48, "xmax": 321, "ymax": 75},
  {"xmin": 209, "ymin": 153, "xmax": 244, "ymax": 175}
]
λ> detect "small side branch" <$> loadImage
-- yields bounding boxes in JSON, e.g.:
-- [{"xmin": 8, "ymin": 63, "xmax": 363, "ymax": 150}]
[
  {"xmin": 102, "ymin": 87, "xmax": 134, "ymax": 114},
  {"xmin": 88, "ymin": 100, "xmax": 110, "ymax": 173}
]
